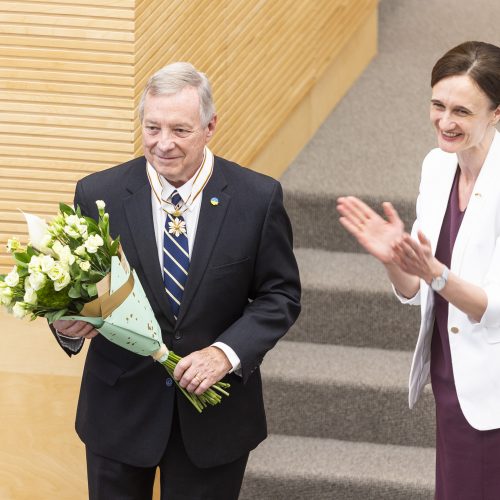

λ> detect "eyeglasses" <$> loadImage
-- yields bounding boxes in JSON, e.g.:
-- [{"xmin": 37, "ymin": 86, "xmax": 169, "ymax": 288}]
[{"xmin": 142, "ymin": 125, "xmax": 202, "ymax": 140}]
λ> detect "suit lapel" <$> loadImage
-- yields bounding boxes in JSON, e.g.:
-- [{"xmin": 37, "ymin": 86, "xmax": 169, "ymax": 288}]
[
  {"xmin": 176, "ymin": 161, "xmax": 230, "ymax": 326},
  {"xmin": 122, "ymin": 160, "xmax": 175, "ymax": 325}
]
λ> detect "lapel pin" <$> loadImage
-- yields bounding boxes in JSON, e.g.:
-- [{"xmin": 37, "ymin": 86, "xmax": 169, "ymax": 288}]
[{"xmin": 210, "ymin": 197, "xmax": 219, "ymax": 206}]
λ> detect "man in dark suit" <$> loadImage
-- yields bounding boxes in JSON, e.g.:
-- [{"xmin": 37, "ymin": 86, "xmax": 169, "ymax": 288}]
[{"xmin": 53, "ymin": 62, "xmax": 301, "ymax": 500}]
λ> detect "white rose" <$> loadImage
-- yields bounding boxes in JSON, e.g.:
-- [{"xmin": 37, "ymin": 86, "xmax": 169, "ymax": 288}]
[
  {"xmin": 5, "ymin": 268, "xmax": 20, "ymax": 287},
  {"xmin": 0, "ymin": 283, "xmax": 13, "ymax": 306},
  {"xmin": 79, "ymin": 260, "xmax": 91, "ymax": 272},
  {"xmin": 63, "ymin": 225, "xmax": 80, "ymax": 238},
  {"xmin": 28, "ymin": 255, "xmax": 42, "ymax": 274},
  {"xmin": 47, "ymin": 263, "xmax": 65, "ymax": 282},
  {"xmin": 52, "ymin": 243, "xmax": 75, "ymax": 266},
  {"xmin": 40, "ymin": 255, "xmax": 55, "ymax": 273},
  {"xmin": 28, "ymin": 272, "xmax": 46, "ymax": 291},
  {"xmin": 24, "ymin": 288, "xmax": 38, "ymax": 305},
  {"xmin": 52, "ymin": 241, "xmax": 63, "ymax": 255},
  {"xmin": 75, "ymin": 245, "xmax": 86, "ymax": 257},
  {"xmin": 96, "ymin": 200, "xmax": 106, "ymax": 210},
  {"xmin": 60, "ymin": 246, "xmax": 75, "ymax": 266},
  {"xmin": 12, "ymin": 302, "xmax": 28, "ymax": 319},
  {"xmin": 84, "ymin": 234, "xmax": 104, "ymax": 254},
  {"xmin": 77, "ymin": 224, "xmax": 88, "ymax": 238},
  {"xmin": 65, "ymin": 214, "xmax": 80, "ymax": 226},
  {"xmin": 53, "ymin": 271, "xmax": 71, "ymax": 291}
]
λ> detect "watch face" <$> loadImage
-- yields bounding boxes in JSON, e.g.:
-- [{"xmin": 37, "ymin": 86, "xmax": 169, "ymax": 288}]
[{"xmin": 432, "ymin": 277, "xmax": 445, "ymax": 291}]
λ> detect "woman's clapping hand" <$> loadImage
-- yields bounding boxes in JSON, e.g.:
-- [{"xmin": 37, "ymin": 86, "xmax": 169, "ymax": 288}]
[{"xmin": 337, "ymin": 196, "xmax": 405, "ymax": 264}]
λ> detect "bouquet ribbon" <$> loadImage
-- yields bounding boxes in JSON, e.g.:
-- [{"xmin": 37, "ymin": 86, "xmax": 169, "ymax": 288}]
[{"xmin": 80, "ymin": 272, "xmax": 134, "ymax": 319}]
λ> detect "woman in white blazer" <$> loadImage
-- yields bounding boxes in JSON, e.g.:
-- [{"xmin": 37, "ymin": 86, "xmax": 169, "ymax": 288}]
[{"xmin": 337, "ymin": 41, "xmax": 500, "ymax": 499}]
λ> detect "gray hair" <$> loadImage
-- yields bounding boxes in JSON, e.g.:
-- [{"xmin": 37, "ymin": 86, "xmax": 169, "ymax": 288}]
[{"xmin": 138, "ymin": 62, "xmax": 216, "ymax": 127}]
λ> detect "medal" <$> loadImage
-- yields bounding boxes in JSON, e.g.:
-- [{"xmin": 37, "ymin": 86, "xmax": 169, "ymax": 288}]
[
  {"xmin": 147, "ymin": 147, "xmax": 214, "ymax": 216},
  {"xmin": 168, "ymin": 217, "xmax": 187, "ymax": 237}
]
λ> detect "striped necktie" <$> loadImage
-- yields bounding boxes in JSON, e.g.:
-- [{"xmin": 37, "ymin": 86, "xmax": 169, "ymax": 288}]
[{"xmin": 163, "ymin": 191, "xmax": 189, "ymax": 319}]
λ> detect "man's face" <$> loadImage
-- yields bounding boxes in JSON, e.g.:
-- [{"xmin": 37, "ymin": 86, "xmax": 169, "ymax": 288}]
[{"xmin": 142, "ymin": 86, "xmax": 216, "ymax": 187}]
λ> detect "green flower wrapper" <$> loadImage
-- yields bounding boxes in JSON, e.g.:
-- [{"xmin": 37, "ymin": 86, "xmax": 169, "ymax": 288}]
[{"xmin": 62, "ymin": 253, "xmax": 230, "ymax": 413}]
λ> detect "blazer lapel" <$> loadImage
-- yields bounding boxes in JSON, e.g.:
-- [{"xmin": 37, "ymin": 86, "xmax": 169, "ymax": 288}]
[
  {"xmin": 122, "ymin": 161, "xmax": 175, "ymax": 325},
  {"xmin": 418, "ymin": 151, "xmax": 457, "ymax": 319},
  {"xmin": 176, "ymin": 162, "xmax": 230, "ymax": 326},
  {"xmin": 424, "ymin": 153, "xmax": 458, "ymax": 254},
  {"xmin": 452, "ymin": 130, "xmax": 500, "ymax": 272}
]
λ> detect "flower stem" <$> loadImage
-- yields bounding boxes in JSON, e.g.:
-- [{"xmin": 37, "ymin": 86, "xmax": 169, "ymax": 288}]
[{"xmin": 160, "ymin": 351, "xmax": 230, "ymax": 413}]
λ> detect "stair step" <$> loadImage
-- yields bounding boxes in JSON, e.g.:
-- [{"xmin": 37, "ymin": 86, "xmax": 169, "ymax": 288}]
[
  {"xmin": 262, "ymin": 340, "xmax": 435, "ymax": 448},
  {"xmin": 284, "ymin": 189, "xmax": 416, "ymax": 254},
  {"xmin": 292, "ymin": 248, "xmax": 421, "ymax": 351},
  {"xmin": 240, "ymin": 434, "xmax": 434, "ymax": 500}
]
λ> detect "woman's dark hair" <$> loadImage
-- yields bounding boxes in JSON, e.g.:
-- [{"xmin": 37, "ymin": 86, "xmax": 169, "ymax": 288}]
[{"xmin": 431, "ymin": 41, "xmax": 500, "ymax": 108}]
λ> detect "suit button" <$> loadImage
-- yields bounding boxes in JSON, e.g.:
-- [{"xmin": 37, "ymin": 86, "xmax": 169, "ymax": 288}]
[
  {"xmin": 174, "ymin": 331, "xmax": 182, "ymax": 340},
  {"xmin": 450, "ymin": 326, "xmax": 460, "ymax": 334},
  {"xmin": 165, "ymin": 377, "xmax": 174, "ymax": 387}
]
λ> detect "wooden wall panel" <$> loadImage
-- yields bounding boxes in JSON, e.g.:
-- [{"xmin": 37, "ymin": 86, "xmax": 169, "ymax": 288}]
[
  {"xmin": 0, "ymin": 0, "xmax": 136, "ymax": 270},
  {"xmin": 132, "ymin": 0, "xmax": 378, "ymax": 162},
  {"xmin": 0, "ymin": 0, "xmax": 376, "ymax": 272}
]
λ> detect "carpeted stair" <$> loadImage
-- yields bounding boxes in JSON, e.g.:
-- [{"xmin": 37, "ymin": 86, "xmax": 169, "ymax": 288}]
[{"xmin": 240, "ymin": 0, "xmax": 500, "ymax": 498}]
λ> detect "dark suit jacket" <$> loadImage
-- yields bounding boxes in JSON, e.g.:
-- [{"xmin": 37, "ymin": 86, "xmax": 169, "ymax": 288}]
[{"xmin": 64, "ymin": 155, "xmax": 301, "ymax": 468}]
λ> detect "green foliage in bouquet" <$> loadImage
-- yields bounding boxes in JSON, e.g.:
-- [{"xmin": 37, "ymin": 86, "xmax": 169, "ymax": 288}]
[{"xmin": 0, "ymin": 201, "xmax": 119, "ymax": 323}]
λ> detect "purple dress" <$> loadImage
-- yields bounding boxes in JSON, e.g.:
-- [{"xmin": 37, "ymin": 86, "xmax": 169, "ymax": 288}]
[{"xmin": 431, "ymin": 168, "xmax": 500, "ymax": 499}]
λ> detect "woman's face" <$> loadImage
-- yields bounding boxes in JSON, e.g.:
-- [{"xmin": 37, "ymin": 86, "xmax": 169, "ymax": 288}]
[{"xmin": 430, "ymin": 74, "xmax": 500, "ymax": 155}]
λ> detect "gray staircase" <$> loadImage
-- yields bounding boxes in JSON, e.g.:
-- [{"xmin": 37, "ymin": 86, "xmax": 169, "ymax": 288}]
[
  {"xmin": 241, "ymin": 0, "xmax": 500, "ymax": 498},
  {"xmin": 290, "ymin": 249, "xmax": 420, "ymax": 351},
  {"xmin": 262, "ymin": 341, "xmax": 434, "ymax": 449},
  {"xmin": 242, "ymin": 435, "xmax": 434, "ymax": 500}
]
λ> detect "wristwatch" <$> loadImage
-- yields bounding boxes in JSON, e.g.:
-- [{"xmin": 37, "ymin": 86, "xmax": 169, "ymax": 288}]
[{"xmin": 430, "ymin": 265, "xmax": 449, "ymax": 292}]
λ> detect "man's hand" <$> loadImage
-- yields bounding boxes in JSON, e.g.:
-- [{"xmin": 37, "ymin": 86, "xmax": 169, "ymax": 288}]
[
  {"xmin": 53, "ymin": 319, "xmax": 99, "ymax": 339},
  {"xmin": 173, "ymin": 346, "xmax": 232, "ymax": 396}
]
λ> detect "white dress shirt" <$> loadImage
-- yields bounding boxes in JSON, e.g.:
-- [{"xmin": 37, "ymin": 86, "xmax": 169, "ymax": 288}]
[{"xmin": 147, "ymin": 162, "xmax": 241, "ymax": 374}]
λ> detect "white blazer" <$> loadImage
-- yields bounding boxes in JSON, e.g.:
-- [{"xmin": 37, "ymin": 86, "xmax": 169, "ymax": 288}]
[{"xmin": 397, "ymin": 130, "xmax": 500, "ymax": 430}]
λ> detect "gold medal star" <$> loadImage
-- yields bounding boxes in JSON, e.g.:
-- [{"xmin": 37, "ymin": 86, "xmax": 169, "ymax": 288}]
[{"xmin": 168, "ymin": 218, "xmax": 187, "ymax": 237}]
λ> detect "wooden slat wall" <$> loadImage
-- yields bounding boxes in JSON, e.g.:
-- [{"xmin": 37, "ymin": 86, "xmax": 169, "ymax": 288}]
[
  {"xmin": 0, "ymin": 0, "xmax": 136, "ymax": 270},
  {"xmin": 0, "ymin": 0, "xmax": 376, "ymax": 273},
  {"xmin": 133, "ymin": 0, "xmax": 378, "ymax": 161}
]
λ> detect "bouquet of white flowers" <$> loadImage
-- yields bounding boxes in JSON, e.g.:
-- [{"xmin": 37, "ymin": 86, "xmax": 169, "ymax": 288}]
[{"xmin": 0, "ymin": 201, "xmax": 229, "ymax": 413}]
